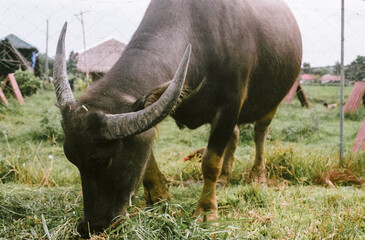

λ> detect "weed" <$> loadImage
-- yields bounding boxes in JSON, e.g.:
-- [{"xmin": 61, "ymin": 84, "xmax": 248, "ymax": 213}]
[
  {"xmin": 108, "ymin": 202, "xmax": 236, "ymax": 239},
  {"xmin": 0, "ymin": 185, "xmax": 82, "ymax": 239},
  {"xmin": 30, "ymin": 109, "xmax": 64, "ymax": 143},
  {"xmin": 1, "ymin": 70, "xmax": 42, "ymax": 97},
  {"xmin": 242, "ymin": 185, "xmax": 268, "ymax": 208},
  {"xmin": 1, "ymin": 86, "xmax": 365, "ymax": 239},
  {"xmin": 345, "ymin": 109, "xmax": 365, "ymax": 121},
  {"xmin": 239, "ymin": 124, "xmax": 254, "ymax": 143}
]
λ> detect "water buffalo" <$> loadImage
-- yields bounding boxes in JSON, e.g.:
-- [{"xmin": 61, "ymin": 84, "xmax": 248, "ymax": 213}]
[{"xmin": 53, "ymin": 0, "xmax": 302, "ymax": 237}]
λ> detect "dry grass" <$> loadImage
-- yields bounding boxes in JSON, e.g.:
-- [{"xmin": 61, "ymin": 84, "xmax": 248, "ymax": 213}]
[{"xmin": 1, "ymin": 86, "xmax": 365, "ymax": 239}]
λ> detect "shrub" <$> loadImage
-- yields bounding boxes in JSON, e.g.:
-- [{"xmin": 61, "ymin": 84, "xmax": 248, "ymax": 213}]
[
  {"xmin": 13, "ymin": 70, "xmax": 42, "ymax": 96},
  {"xmin": 73, "ymin": 78, "xmax": 87, "ymax": 91},
  {"xmin": 243, "ymin": 185, "xmax": 268, "ymax": 208}
]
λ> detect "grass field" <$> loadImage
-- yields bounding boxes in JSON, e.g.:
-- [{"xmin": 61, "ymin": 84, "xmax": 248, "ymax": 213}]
[{"xmin": 0, "ymin": 85, "xmax": 365, "ymax": 239}]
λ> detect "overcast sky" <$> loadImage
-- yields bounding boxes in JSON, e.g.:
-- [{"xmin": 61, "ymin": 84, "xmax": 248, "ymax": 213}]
[{"xmin": 0, "ymin": 0, "xmax": 364, "ymax": 67}]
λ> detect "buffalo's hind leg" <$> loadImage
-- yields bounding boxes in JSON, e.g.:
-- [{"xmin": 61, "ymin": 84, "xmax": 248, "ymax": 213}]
[
  {"xmin": 250, "ymin": 108, "xmax": 278, "ymax": 185},
  {"xmin": 143, "ymin": 151, "xmax": 169, "ymax": 205},
  {"xmin": 217, "ymin": 125, "xmax": 239, "ymax": 186}
]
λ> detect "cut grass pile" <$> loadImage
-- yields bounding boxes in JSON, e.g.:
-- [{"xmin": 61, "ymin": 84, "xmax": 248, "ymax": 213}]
[
  {"xmin": 0, "ymin": 85, "xmax": 365, "ymax": 239},
  {"xmin": 1, "ymin": 184, "xmax": 364, "ymax": 239}
]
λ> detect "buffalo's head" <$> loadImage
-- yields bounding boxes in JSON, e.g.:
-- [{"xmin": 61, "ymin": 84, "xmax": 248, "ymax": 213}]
[{"xmin": 53, "ymin": 23, "xmax": 191, "ymax": 238}]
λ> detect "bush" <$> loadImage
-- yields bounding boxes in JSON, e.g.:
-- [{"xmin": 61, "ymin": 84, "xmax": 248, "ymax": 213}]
[{"xmin": 13, "ymin": 70, "xmax": 42, "ymax": 96}]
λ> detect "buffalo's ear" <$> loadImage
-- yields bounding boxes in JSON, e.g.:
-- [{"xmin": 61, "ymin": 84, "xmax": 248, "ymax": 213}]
[{"xmin": 132, "ymin": 81, "xmax": 172, "ymax": 111}]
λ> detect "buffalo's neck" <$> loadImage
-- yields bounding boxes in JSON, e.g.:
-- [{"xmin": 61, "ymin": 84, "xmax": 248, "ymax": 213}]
[
  {"xmin": 79, "ymin": 0, "xmax": 194, "ymax": 113},
  {"xmin": 114, "ymin": 46, "xmax": 182, "ymax": 95},
  {"xmin": 79, "ymin": 38, "xmax": 189, "ymax": 114}
]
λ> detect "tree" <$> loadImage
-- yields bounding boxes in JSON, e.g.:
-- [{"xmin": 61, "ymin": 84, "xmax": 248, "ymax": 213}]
[
  {"xmin": 334, "ymin": 61, "xmax": 341, "ymax": 76},
  {"xmin": 301, "ymin": 62, "xmax": 330, "ymax": 76},
  {"xmin": 345, "ymin": 55, "xmax": 365, "ymax": 81},
  {"xmin": 67, "ymin": 51, "xmax": 78, "ymax": 75},
  {"xmin": 67, "ymin": 51, "xmax": 83, "ymax": 85},
  {"xmin": 310, "ymin": 67, "xmax": 330, "ymax": 76},
  {"xmin": 302, "ymin": 62, "xmax": 311, "ymax": 74},
  {"xmin": 37, "ymin": 53, "xmax": 54, "ymax": 79}
]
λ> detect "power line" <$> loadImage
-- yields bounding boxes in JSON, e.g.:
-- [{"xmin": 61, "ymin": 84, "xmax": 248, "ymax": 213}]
[{"xmin": 75, "ymin": 10, "xmax": 90, "ymax": 85}]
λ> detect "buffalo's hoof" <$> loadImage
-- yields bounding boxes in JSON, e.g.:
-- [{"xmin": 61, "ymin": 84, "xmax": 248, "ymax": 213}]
[
  {"xmin": 144, "ymin": 183, "xmax": 170, "ymax": 205},
  {"xmin": 192, "ymin": 210, "xmax": 219, "ymax": 223},
  {"xmin": 77, "ymin": 220, "xmax": 107, "ymax": 239},
  {"xmin": 192, "ymin": 199, "xmax": 219, "ymax": 224},
  {"xmin": 217, "ymin": 175, "xmax": 230, "ymax": 187},
  {"xmin": 250, "ymin": 167, "xmax": 266, "ymax": 185}
]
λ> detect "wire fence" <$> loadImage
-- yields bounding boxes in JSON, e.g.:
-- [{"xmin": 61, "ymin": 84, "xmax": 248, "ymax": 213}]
[
  {"xmin": 0, "ymin": 0, "xmax": 365, "ymax": 154},
  {"xmin": 1, "ymin": 0, "xmax": 364, "ymax": 68}
]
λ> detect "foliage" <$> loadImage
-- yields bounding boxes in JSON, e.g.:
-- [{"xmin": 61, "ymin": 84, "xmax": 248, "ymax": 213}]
[
  {"xmin": 11, "ymin": 70, "xmax": 42, "ymax": 96},
  {"xmin": 30, "ymin": 109, "xmax": 64, "ymax": 143},
  {"xmin": 310, "ymin": 66, "xmax": 330, "ymax": 76},
  {"xmin": 0, "ymin": 185, "xmax": 81, "ymax": 239},
  {"xmin": 239, "ymin": 124, "xmax": 254, "ymax": 143},
  {"xmin": 274, "ymin": 120, "xmax": 319, "ymax": 143},
  {"xmin": 73, "ymin": 78, "xmax": 88, "ymax": 91},
  {"xmin": 1, "ymin": 86, "xmax": 365, "ymax": 239},
  {"xmin": 36, "ymin": 51, "xmax": 83, "ymax": 82},
  {"xmin": 109, "ymin": 201, "xmax": 237, "ymax": 240},
  {"xmin": 264, "ymin": 142, "xmax": 333, "ymax": 184},
  {"xmin": 345, "ymin": 110, "xmax": 365, "ymax": 121},
  {"xmin": 67, "ymin": 51, "xmax": 78, "ymax": 75},
  {"xmin": 1, "ymin": 184, "xmax": 364, "ymax": 239},
  {"xmin": 301, "ymin": 62, "xmax": 331, "ymax": 76},
  {"xmin": 302, "ymin": 62, "xmax": 311, "ymax": 74},
  {"xmin": 67, "ymin": 51, "xmax": 84, "ymax": 83},
  {"xmin": 37, "ymin": 53, "xmax": 54, "ymax": 79},
  {"xmin": 345, "ymin": 55, "xmax": 365, "ymax": 81},
  {"xmin": 333, "ymin": 61, "xmax": 341, "ymax": 76},
  {"xmin": 0, "ymin": 90, "xmax": 78, "ymax": 186}
]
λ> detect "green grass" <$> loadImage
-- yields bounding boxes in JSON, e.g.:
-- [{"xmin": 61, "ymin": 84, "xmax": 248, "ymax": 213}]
[
  {"xmin": 1, "ymin": 184, "xmax": 364, "ymax": 239},
  {"xmin": 0, "ymin": 85, "xmax": 365, "ymax": 239}
]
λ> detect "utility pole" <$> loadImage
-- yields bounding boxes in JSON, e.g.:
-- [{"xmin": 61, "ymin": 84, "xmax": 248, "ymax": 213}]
[
  {"xmin": 45, "ymin": 20, "xmax": 49, "ymax": 80},
  {"xmin": 339, "ymin": 0, "xmax": 345, "ymax": 166},
  {"xmin": 75, "ymin": 10, "xmax": 90, "ymax": 86}
]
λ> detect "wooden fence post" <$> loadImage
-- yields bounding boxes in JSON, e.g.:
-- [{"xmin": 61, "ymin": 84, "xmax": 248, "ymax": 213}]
[
  {"xmin": 284, "ymin": 81, "xmax": 310, "ymax": 107},
  {"xmin": 0, "ymin": 88, "xmax": 8, "ymax": 105},
  {"xmin": 344, "ymin": 82, "xmax": 365, "ymax": 113},
  {"xmin": 1, "ymin": 73, "xmax": 25, "ymax": 105},
  {"xmin": 353, "ymin": 119, "xmax": 365, "ymax": 153}
]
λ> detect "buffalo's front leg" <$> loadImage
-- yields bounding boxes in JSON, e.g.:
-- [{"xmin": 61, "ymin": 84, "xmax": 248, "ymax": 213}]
[
  {"xmin": 193, "ymin": 107, "xmax": 239, "ymax": 221},
  {"xmin": 143, "ymin": 152, "xmax": 169, "ymax": 205},
  {"xmin": 250, "ymin": 108, "xmax": 277, "ymax": 184}
]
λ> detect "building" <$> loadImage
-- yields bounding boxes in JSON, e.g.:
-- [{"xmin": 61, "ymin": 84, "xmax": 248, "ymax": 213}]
[
  {"xmin": 0, "ymin": 34, "xmax": 40, "ymax": 77},
  {"xmin": 77, "ymin": 38, "xmax": 126, "ymax": 82},
  {"xmin": 320, "ymin": 74, "xmax": 340, "ymax": 84}
]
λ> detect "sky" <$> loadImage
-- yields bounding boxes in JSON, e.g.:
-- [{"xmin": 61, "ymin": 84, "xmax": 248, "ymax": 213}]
[{"xmin": 0, "ymin": 0, "xmax": 364, "ymax": 67}]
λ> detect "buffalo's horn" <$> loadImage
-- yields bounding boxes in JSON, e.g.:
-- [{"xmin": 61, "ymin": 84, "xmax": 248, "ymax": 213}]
[
  {"xmin": 101, "ymin": 44, "xmax": 192, "ymax": 139},
  {"xmin": 53, "ymin": 22, "xmax": 75, "ymax": 109}
]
